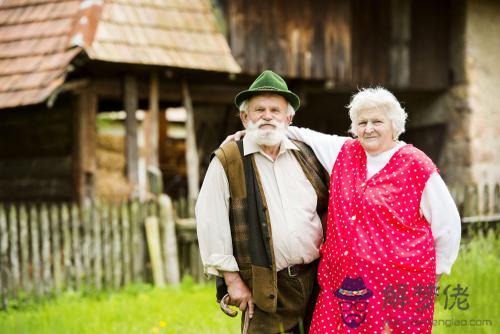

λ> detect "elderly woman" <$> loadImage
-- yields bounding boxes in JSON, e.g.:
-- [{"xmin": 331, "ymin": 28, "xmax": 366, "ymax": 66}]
[{"xmin": 285, "ymin": 87, "xmax": 461, "ymax": 333}]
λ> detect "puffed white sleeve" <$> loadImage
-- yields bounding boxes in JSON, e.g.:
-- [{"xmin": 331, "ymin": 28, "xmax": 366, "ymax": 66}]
[
  {"xmin": 287, "ymin": 126, "xmax": 349, "ymax": 173},
  {"xmin": 420, "ymin": 172, "xmax": 461, "ymax": 275},
  {"xmin": 195, "ymin": 157, "xmax": 239, "ymax": 276}
]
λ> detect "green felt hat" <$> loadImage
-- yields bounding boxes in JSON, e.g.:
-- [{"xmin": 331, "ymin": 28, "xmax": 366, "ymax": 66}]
[{"xmin": 234, "ymin": 70, "xmax": 300, "ymax": 111}]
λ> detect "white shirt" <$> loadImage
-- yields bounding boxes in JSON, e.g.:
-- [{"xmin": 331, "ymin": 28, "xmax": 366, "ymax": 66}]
[
  {"xmin": 196, "ymin": 136, "xmax": 323, "ymax": 276},
  {"xmin": 287, "ymin": 126, "xmax": 461, "ymax": 275}
]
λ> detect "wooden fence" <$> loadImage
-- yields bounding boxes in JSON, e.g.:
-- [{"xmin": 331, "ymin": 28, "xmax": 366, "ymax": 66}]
[
  {"xmin": 450, "ymin": 183, "xmax": 500, "ymax": 223},
  {"xmin": 0, "ymin": 183, "xmax": 498, "ymax": 309},
  {"xmin": 0, "ymin": 196, "xmax": 191, "ymax": 309}
]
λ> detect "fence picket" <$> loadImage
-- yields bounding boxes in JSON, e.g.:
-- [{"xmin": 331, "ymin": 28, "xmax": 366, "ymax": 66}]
[
  {"xmin": 102, "ymin": 203, "xmax": 112, "ymax": 288},
  {"xmin": 121, "ymin": 201, "xmax": 131, "ymax": 286},
  {"xmin": 41, "ymin": 204, "xmax": 52, "ymax": 296},
  {"xmin": 61, "ymin": 204, "xmax": 72, "ymax": 290},
  {"xmin": 159, "ymin": 195, "xmax": 180, "ymax": 284},
  {"xmin": 18, "ymin": 205, "xmax": 30, "ymax": 295},
  {"xmin": 29, "ymin": 205, "xmax": 41, "ymax": 298},
  {"xmin": 111, "ymin": 203, "xmax": 121, "ymax": 289},
  {"xmin": 481, "ymin": 183, "xmax": 490, "ymax": 215},
  {"xmin": 494, "ymin": 184, "xmax": 500, "ymax": 213},
  {"xmin": 71, "ymin": 204, "xmax": 82, "ymax": 290},
  {"xmin": 50, "ymin": 204, "xmax": 62, "ymax": 295},
  {"xmin": 130, "ymin": 200, "xmax": 142, "ymax": 282},
  {"xmin": 8, "ymin": 205, "xmax": 19, "ymax": 298},
  {"xmin": 0, "ymin": 204, "xmax": 9, "ymax": 309},
  {"xmin": 92, "ymin": 200, "xmax": 102, "ymax": 290},
  {"xmin": 82, "ymin": 203, "xmax": 92, "ymax": 289}
]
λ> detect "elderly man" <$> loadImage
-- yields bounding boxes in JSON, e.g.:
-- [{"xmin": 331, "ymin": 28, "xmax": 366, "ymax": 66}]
[{"xmin": 196, "ymin": 70, "xmax": 329, "ymax": 333}]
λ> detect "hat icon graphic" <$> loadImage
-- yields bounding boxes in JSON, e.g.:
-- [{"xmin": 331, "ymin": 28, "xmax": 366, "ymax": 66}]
[
  {"xmin": 335, "ymin": 276, "xmax": 373, "ymax": 301},
  {"xmin": 335, "ymin": 276, "xmax": 373, "ymax": 329}
]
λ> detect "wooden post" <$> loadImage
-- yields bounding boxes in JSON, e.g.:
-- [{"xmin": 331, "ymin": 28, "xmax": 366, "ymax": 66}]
[
  {"xmin": 182, "ymin": 80, "xmax": 200, "ymax": 211},
  {"xmin": 0, "ymin": 204, "xmax": 9, "ymax": 309},
  {"xmin": 124, "ymin": 75, "xmax": 139, "ymax": 198},
  {"xmin": 74, "ymin": 86, "xmax": 97, "ymax": 203},
  {"xmin": 159, "ymin": 195, "xmax": 180, "ymax": 284},
  {"xmin": 145, "ymin": 72, "xmax": 160, "ymax": 168}
]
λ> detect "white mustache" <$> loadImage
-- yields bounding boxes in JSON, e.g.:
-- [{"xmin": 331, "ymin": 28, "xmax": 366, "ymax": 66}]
[
  {"xmin": 246, "ymin": 119, "xmax": 286, "ymax": 146},
  {"xmin": 248, "ymin": 119, "xmax": 283, "ymax": 129}
]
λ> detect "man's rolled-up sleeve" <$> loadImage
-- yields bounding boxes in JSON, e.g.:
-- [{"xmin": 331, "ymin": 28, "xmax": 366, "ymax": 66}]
[{"xmin": 195, "ymin": 157, "xmax": 239, "ymax": 276}]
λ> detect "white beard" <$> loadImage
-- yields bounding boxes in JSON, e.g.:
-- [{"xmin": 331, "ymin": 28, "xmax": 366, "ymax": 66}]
[{"xmin": 245, "ymin": 119, "xmax": 287, "ymax": 147}]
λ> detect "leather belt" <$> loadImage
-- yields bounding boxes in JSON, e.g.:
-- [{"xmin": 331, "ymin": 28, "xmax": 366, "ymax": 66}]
[{"xmin": 278, "ymin": 262, "xmax": 313, "ymax": 278}]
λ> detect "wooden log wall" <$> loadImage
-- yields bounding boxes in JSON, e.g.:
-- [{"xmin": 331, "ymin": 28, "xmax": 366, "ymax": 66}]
[
  {"xmin": 0, "ymin": 96, "xmax": 74, "ymax": 201},
  {"xmin": 0, "ymin": 197, "xmax": 186, "ymax": 309},
  {"xmin": 223, "ymin": 0, "xmax": 451, "ymax": 89}
]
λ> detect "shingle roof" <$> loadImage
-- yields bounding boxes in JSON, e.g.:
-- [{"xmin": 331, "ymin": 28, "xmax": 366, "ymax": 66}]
[{"xmin": 0, "ymin": 0, "xmax": 240, "ymax": 109}]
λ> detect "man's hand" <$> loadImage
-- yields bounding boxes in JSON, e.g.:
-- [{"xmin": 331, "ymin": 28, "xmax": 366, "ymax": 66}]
[
  {"xmin": 220, "ymin": 130, "xmax": 247, "ymax": 147},
  {"xmin": 223, "ymin": 271, "xmax": 254, "ymax": 319}
]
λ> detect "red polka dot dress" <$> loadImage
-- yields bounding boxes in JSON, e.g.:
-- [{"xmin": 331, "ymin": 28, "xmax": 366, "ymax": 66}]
[{"xmin": 310, "ymin": 140, "xmax": 437, "ymax": 334}]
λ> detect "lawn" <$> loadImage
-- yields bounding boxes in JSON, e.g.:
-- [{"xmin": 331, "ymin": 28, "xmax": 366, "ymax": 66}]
[
  {"xmin": 0, "ymin": 278, "xmax": 240, "ymax": 334},
  {"xmin": 0, "ymin": 230, "xmax": 498, "ymax": 334}
]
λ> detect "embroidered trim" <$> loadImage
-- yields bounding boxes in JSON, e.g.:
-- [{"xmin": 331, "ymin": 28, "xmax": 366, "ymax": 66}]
[{"xmin": 338, "ymin": 288, "xmax": 368, "ymax": 296}]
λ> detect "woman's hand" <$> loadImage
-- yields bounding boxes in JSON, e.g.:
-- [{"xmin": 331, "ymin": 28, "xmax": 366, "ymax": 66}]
[{"xmin": 220, "ymin": 130, "xmax": 247, "ymax": 147}]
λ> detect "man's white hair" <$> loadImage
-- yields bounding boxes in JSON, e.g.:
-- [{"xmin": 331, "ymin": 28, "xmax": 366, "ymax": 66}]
[
  {"xmin": 239, "ymin": 97, "xmax": 296, "ymax": 117},
  {"xmin": 347, "ymin": 87, "xmax": 407, "ymax": 139}
]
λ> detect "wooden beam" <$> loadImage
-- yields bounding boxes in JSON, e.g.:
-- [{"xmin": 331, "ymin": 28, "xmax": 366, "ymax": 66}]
[
  {"xmin": 92, "ymin": 77, "xmax": 243, "ymax": 104},
  {"xmin": 124, "ymin": 75, "xmax": 139, "ymax": 197},
  {"xmin": 73, "ymin": 86, "xmax": 97, "ymax": 203},
  {"xmin": 145, "ymin": 72, "xmax": 160, "ymax": 168},
  {"xmin": 182, "ymin": 80, "xmax": 200, "ymax": 205}
]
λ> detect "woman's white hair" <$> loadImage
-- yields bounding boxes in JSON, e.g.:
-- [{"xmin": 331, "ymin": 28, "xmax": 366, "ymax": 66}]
[
  {"xmin": 239, "ymin": 97, "xmax": 296, "ymax": 117},
  {"xmin": 347, "ymin": 87, "xmax": 407, "ymax": 139}
]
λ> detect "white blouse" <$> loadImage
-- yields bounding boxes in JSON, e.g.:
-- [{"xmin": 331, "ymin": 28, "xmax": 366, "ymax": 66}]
[{"xmin": 287, "ymin": 126, "xmax": 461, "ymax": 275}]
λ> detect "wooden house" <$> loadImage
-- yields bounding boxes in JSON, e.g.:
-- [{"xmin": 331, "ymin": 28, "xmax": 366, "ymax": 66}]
[
  {"xmin": 198, "ymin": 0, "xmax": 499, "ymax": 193},
  {"xmin": 1, "ymin": 0, "xmax": 498, "ymax": 207},
  {"xmin": 0, "ymin": 0, "xmax": 240, "ymax": 202}
]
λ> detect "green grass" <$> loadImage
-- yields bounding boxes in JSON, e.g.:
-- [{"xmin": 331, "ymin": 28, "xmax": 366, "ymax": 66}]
[
  {"xmin": 0, "ymin": 231, "xmax": 498, "ymax": 333},
  {"xmin": 433, "ymin": 229, "xmax": 499, "ymax": 333},
  {"xmin": 0, "ymin": 277, "xmax": 240, "ymax": 334}
]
